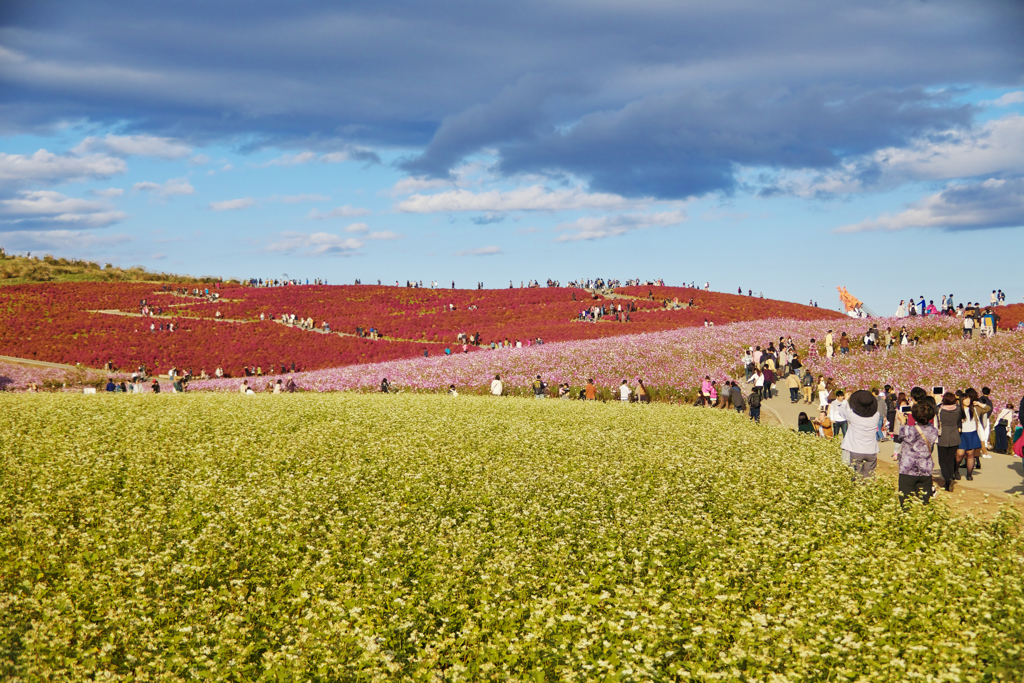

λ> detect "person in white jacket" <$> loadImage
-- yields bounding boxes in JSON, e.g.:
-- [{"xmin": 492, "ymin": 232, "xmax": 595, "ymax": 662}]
[
  {"xmin": 490, "ymin": 374, "xmax": 503, "ymax": 396},
  {"xmin": 841, "ymin": 390, "xmax": 882, "ymax": 478},
  {"xmin": 619, "ymin": 380, "xmax": 631, "ymax": 402}
]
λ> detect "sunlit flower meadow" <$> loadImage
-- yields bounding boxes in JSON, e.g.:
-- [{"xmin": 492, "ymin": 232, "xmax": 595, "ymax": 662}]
[
  {"xmin": 187, "ymin": 315, "xmax": 982, "ymax": 397},
  {"xmin": 1, "ymin": 393, "xmax": 1021, "ymax": 680}
]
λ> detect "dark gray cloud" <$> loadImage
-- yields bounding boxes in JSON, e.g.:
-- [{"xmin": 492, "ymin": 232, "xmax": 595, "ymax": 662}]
[
  {"xmin": 2, "ymin": 0, "xmax": 1022, "ymax": 197},
  {"xmin": 838, "ymin": 177, "xmax": 1024, "ymax": 232}
]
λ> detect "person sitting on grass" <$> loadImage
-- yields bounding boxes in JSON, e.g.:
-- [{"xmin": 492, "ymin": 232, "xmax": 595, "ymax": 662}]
[
  {"xmin": 797, "ymin": 412, "xmax": 815, "ymax": 434},
  {"xmin": 813, "ymin": 410, "xmax": 832, "ymax": 438}
]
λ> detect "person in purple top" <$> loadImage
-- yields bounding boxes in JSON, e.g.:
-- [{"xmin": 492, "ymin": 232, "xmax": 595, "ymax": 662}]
[{"xmin": 893, "ymin": 401, "xmax": 938, "ymax": 505}]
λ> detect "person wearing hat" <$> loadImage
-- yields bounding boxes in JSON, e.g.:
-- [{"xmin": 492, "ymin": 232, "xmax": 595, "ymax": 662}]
[{"xmin": 840, "ymin": 389, "xmax": 882, "ymax": 478}]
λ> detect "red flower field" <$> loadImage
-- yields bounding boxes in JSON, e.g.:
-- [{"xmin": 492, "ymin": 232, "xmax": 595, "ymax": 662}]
[{"xmin": 0, "ymin": 281, "xmax": 846, "ymax": 375}]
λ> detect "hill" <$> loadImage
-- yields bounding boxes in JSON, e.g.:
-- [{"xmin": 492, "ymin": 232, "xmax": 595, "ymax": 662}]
[
  {"xmin": 0, "ymin": 249, "xmax": 223, "ymax": 285},
  {"xmin": 0, "ymin": 281, "xmax": 844, "ymax": 375}
]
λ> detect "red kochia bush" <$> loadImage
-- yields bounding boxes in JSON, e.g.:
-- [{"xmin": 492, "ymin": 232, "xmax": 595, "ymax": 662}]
[{"xmin": 0, "ymin": 281, "xmax": 846, "ymax": 373}]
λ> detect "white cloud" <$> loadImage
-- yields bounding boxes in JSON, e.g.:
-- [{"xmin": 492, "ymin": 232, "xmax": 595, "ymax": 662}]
[
  {"xmin": 768, "ymin": 114, "xmax": 1024, "ymax": 197},
  {"xmin": 0, "ymin": 229, "xmax": 134, "ymax": 252},
  {"xmin": 275, "ymin": 193, "xmax": 330, "ymax": 203},
  {"xmin": 390, "ymin": 176, "xmax": 455, "ymax": 195},
  {"xmin": 190, "ymin": 154, "xmax": 210, "ymax": 166},
  {"xmin": 265, "ymin": 231, "xmax": 363, "ymax": 256},
  {"xmin": 554, "ymin": 210, "xmax": 687, "ymax": 241},
  {"xmin": 73, "ymin": 134, "xmax": 191, "ymax": 159},
  {"xmin": 0, "ymin": 149, "xmax": 126, "ymax": 188},
  {"xmin": 134, "ymin": 178, "xmax": 195, "ymax": 197},
  {"xmin": 396, "ymin": 185, "xmax": 643, "ymax": 213},
  {"xmin": 0, "ymin": 190, "xmax": 128, "ymax": 229},
  {"xmin": 307, "ymin": 205, "xmax": 371, "ymax": 219},
  {"xmin": 260, "ymin": 151, "xmax": 356, "ymax": 167},
  {"xmin": 367, "ymin": 230, "xmax": 401, "ymax": 240},
  {"xmin": 209, "ymin": 197, "xmax": 255, "ymax": 211},
  {"xmin": 90, "ymin": 187, "xmax": 124, "ymax": 198},
  {"xmin": 455, "ymin": 245, "xmax": 502, "ymax": 256},
  {"xmin": 982, "ymin": 91, "xmax": 1024, "ymax": 107},
  {"xmin": 836, "ymin": 177, "xmax": 1024, "ymax": 233},
  {"xmin": 344, "ymin": 223, "xmax": 369, "ymax": 234}
]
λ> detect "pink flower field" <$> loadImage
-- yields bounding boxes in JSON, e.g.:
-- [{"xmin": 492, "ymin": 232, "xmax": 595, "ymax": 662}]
[{"xmin": 183, "ymin": 315, "xmax": 1024, "ymax": 404}]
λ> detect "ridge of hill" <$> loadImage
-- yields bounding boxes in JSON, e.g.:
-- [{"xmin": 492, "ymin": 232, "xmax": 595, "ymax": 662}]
[{"xmin": 0, "ymin": 250, "xmax": 225, "ymax": 285}]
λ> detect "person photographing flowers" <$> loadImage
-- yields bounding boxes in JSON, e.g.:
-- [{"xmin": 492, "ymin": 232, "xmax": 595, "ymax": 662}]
[{"xmin": 893, "ymin": 400, "xmax": 938, "ymax": 505}]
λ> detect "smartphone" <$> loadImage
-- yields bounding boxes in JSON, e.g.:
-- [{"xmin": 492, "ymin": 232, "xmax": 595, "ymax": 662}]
[
  {"xmin": 932, "ymin": 386, "xmax": 943, "ymax": 395},
  {"xmin": 900, "ymin": 406, "xmax": 911, "ymax": 414}
]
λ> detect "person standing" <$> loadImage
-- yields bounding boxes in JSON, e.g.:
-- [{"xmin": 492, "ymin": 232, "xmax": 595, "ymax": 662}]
[
  {"xmin": 801, "ymin": 370, "xmax": 815, "ymax": 404},
  {"xmin": 619, "ymin": 380, "xmax": 632, "ymax": 402},
  {"xmin": 992, "ymin": 402, "xmax": 1013, "ymax": 453},
  {"xmin": 956, "ymin": 391, "xmax": 989, "ymax": 480},
  {"xmin": 841, "ymin": 390, "xmax": 881, "ymax": 478},
  {"xmin": 380, "ymin": 378, "xmax": 390, "ymax": 393},
  {"xmin": 585, "ymin": 379, "xmax": 597, "ymax": 401},
  {"xmin": 824, "ymin": 330, "xmax": 834, "ymax": 358},
  {"xmin": 490, "ymin": 374, "xmax": 503, "ymax": 396},
  {"xmin": 830, "ymin": 390, "xmax": 849, "ymax": 439},
  {"xmin": 730, "ymin": 382, "xmax": 745, "ymax": 414},
  {"xmin": 749, "ymin": 368, "xmax": 764, "ymax": 398},
  {"xmin": 936, "ymin": 392, "xmax": 961, "ymax": 490},
  {"xmin": 748, "ymin": 389, "xmax": 761, "ymax": 423},
  {"xmin": 533, "ymin": 375, "xmax": 547, "ymax": 399},
  {"xmin": 894, "ymin": 400, "xmax": 938, "ymax": 505}
]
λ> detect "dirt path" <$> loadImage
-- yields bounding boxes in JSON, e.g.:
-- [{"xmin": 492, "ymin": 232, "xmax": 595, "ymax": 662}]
[{"xmin": 756, "ymin": 379, "xmax": 1024, "ymax": 517}]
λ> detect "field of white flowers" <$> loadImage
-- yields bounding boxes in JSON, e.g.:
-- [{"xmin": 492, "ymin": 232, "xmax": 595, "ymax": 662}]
[{"xmin": 1, "ymin": 393, "xmax": 1022, "ymax": 681}]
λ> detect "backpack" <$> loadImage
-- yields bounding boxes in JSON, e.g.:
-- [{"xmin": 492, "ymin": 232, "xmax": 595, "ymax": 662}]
[{"xmin": 749, "ymin": 393, "xmax": 761, "ymax": 409}]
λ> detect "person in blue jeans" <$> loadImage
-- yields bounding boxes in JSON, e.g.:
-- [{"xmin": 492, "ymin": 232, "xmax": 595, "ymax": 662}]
[{"xmin": 748, "ymin": 390, "xmax": 761, "ymax": 423}]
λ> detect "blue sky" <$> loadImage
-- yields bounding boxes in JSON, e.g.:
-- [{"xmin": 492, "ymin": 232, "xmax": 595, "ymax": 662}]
[{"xmin": 1, "ymin": 0, "xmax": 1023, "ymax": 313}]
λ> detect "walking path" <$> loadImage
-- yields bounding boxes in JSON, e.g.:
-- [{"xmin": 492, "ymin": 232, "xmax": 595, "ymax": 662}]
[{"xmin": 758, "ymin": 383, "xmax": 1024, "ymax": 502}]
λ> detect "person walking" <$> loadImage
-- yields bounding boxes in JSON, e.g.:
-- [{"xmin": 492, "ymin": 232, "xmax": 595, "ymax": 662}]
[
  {"xmin": 786, "ymin": 372, "xmax": 800, "ymax": 403},
  {"xmin": 636, "ymin": 379, "xmax": 650, "ymax": 403},
  {"xmin": 801, "ymin": 370, "xmax": 815, "ymax": 404},
  {"xmin": 893, "ymin": 400, "xmax": 938, "ymax": 505},
  {"xmin": 841, "ymin": 390, "xmax": 881, "ymax": 478},
  {"xmin": 533, "ymin": 375, "xmax": 547, "ymax": 399}
]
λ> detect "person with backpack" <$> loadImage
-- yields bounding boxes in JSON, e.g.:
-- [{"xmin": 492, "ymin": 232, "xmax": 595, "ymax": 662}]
[
  {"xmin": 748, "ymin": 389, "xmax": 761, "ymax": 423},
  {"xmin": 801, "ymin": 370, "xmax": 815, "ymax": 404},
  {"xmin": 533, "ymin": 375, "xmax": 547, "ymax": 399}
]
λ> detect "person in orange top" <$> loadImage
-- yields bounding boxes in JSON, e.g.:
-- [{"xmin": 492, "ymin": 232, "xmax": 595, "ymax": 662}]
[
  {"xmin": 585, "ymin": 379, "xmax": 597, "ymax": 400},
  {"xmin": 813, "ymin": 410, "xmax": 833, "ymax": 438}
]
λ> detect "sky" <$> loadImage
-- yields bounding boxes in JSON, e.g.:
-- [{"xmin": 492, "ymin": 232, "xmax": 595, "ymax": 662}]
[{"xmin": 1, "ymin": 0, "xmax": 1023, "ymax": 314}]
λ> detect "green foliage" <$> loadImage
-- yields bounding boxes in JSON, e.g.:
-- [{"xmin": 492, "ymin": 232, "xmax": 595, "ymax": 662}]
[
  {"xmin": 0, "ymin": 394, "xmax": 1021, "ymax": 680},
  {"xmin": 0, "ymin": 252, "xmax": 223, "ymax": 285}
]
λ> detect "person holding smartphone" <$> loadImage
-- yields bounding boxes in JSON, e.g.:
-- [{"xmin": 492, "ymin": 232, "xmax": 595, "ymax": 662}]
[{"xmin": 956, "ymin": 389, "xmax": 990, "ymax": 481}]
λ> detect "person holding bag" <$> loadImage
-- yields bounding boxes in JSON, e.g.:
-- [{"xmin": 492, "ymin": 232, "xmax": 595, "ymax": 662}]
[
  {"xmin": 956, "ymin": 389, "xmax": 990, "ymax": 481},
  {"xmin": 893, "ymin": 400, "xmax": 938, "ymax": 505},
  {"xmin": 993, "ymin": 402, "xmax": 1013, "ymax": 453}
]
